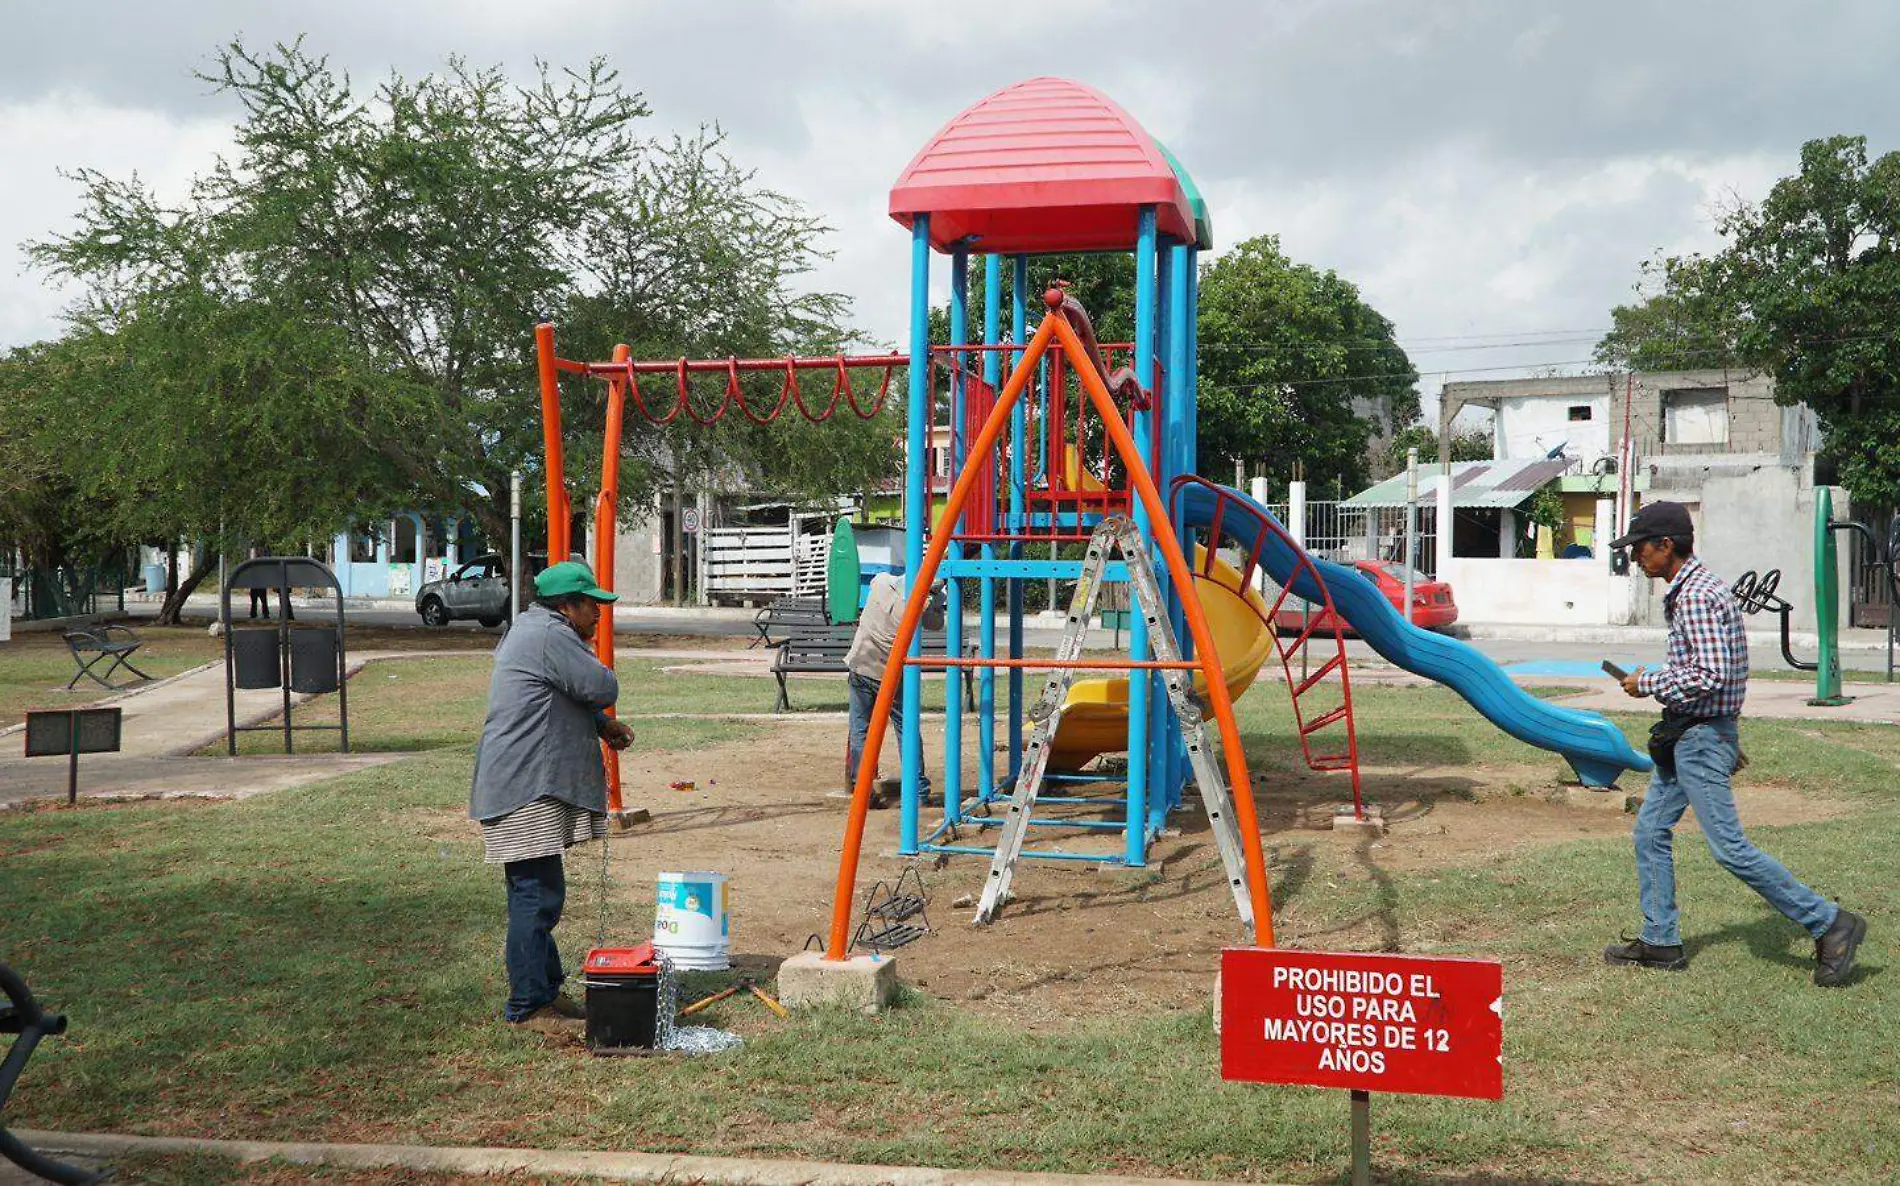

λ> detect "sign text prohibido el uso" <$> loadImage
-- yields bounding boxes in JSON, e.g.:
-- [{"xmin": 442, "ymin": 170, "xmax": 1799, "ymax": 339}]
[{"xmin": 1220, "ymin": 948, "xmax": 1503, "ymax": 1100}]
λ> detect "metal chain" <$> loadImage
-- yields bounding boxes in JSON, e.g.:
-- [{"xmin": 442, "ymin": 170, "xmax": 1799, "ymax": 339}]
[
  {"xmin": 580, "ymin": 815, "xmax": 740, "ymax": 1055},
  {"xmin": 594, "ymin": 814, "xmax": 612, "ymax": 953}
]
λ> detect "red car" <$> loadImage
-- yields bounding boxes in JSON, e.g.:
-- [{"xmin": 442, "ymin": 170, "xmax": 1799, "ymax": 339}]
[{"xmin": 1273, "ymin": 560, "xmax": 1459, "ymax": 634}]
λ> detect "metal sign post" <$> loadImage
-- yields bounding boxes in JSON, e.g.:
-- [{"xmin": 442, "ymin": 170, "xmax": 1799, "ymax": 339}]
[
  {"xmin": 510, "ymin": 470, "xmax": 523, "ymax": 626},
  {"xmin": 1221, "ymin": 947, "xmax": 1504, "ymax": 1185},
  {"xmin": 24, "ymin": 708, "xmax": 123, "ymax": 806}
]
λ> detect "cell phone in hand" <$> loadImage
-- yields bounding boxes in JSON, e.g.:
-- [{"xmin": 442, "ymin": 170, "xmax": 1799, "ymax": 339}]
[{"xmin": 1601, "ymin": 660, "xmax": 1630, "ymax": 681}]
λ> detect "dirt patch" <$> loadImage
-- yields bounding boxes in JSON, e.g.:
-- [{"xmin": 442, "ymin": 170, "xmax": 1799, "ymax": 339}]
[{"xmin": 418, "ymin": 719, "xmax": 1860, "ymax": 1026}]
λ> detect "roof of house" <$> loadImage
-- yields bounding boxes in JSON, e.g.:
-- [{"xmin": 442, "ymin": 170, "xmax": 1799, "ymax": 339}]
[
  {"xmin": 1343, "ymin": 457, "xmax": 1571, "ymax": 509},
  {"xmin": 888, "ymin": 77, "xmax": 1197, "ymax": 254}
]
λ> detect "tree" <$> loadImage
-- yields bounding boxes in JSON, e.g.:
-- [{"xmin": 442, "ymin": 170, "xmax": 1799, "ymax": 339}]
[
  {"xmin": 920, "ymin": 240, "xmax": 1416, "ymax": 494},
  {"xmin": 0, "ymin": 344, "xmax": 99, "ymax": 568},
  {"xmin": 26, "ymin": 39, "xmax": 893, "ymax": 613},
  {"xmin": 24, "ymin": 152, "xmax": 423, "ymax": 620},
  {"xmin": 1594, "ymin": 253, "xmax": 1743, "ymax": 372},
  {"xmin": 1197, "ymin": 235, "xmax": 1419, "ymax": 489},
  {"xmin": 1723, "ymin": 136, "xmax": 1900, "ymax": 505},
  {"xmin": 1595, "ymin": 136, "xmax": 1900, "ymax": 504},
  {"xmin": 1378, "ymin": 425, "xmax": 1491, "ymax": 477}
]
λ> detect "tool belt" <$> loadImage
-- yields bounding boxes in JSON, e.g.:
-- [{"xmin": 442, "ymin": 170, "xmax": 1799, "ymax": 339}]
[{"xmin": 1649, "ymin": 707, "xmax": 1743, "ymax": 779}]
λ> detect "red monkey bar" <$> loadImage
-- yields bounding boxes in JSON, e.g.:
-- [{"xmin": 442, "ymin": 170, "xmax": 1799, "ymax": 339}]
[{"xmin": 533, "ymin": 323, "xmax": 915, "ymax": 815}]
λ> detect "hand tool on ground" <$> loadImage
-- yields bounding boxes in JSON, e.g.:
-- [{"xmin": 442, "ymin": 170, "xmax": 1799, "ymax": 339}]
[{"xmin": 680, "ymin": 977, "xmax": 789, "ymax": 1020}]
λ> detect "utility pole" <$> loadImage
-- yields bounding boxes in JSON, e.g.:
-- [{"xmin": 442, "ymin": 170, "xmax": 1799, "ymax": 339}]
[{"xmin": 1404, "ymin": 447, "xmax": 1419, "ymax": 625}]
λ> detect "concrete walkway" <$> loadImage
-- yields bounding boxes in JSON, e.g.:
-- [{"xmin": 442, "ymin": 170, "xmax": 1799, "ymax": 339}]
[
  {"xmin": 1550, "ymin": 675, "xmax": 1900, "ymax": 724},
  {"xmin": 0, "ymin": 651, "xmax": 471, "ymax": 809},
  {"xmin": 5, "ymin": 1130, "xmax": 1252, "ymax": 1186}
]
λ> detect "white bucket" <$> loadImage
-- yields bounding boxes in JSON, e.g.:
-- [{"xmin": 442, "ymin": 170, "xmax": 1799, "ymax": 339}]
[{"xmin": 653, "ymin": 871, "xmax": 731, "ymax": 971}]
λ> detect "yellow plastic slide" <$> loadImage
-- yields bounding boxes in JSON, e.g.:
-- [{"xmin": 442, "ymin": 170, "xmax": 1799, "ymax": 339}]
[
  {"xmin": 1043, "ymin": 445, "xmax": 1272, "ymax": 765},
  {"xmin": 1047, "ymin": 543, "xmax": 1275, "ymax": 768}
]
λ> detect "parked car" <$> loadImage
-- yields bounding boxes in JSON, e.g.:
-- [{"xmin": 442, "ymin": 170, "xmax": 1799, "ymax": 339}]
[
  {"xmin": 415, "ymin": 553, "xmax": 540, "ymax": 627},
  {"xmin": 1274, "ymin": 559, "xmax": 1458, "ymax": 634}
]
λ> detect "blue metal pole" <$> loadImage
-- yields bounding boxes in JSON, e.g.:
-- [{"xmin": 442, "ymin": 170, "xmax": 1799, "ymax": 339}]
[
  {"xmin": 945, "ymin": 247, "xmax": 969, "ymax": 823},
  {"xmin": 1182, "ymin": 247, "xmax": 1201, "ymax": 810},
  {"xmin": 1162, "ymin": 240, "xmax": 1193, "ymax": 823},
  {"xmin": 900, "ymin": 216, "xmax": 930, "ymax": 854},
  {"xmin": 1127, "ymin": 206, "xmax": 1157, "ymax": 866},
  {"xmin": 980, "ymin": 254, "xmax": 1001, "ymax": 800},
  {"xmin": 1187, "ymin": 247, "xmax": 1200, "ymax": 478},
  {"xmin": 1151, "ymin": 241, "xmax": 1177, "ymax": 830},
  {"xmin": 1008, "ymin": 256, "xmax": 1028, "ymax": 783}
]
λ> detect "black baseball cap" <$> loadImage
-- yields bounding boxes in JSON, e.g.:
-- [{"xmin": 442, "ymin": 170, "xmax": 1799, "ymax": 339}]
[{"xmin": 1610, "ymin": 501, "xmax": 1693, "ymax": 550}]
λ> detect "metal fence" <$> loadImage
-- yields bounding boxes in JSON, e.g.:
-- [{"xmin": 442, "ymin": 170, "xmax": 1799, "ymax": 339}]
[
  {"xmin": 1285, "ymin": 500, "xmax": 1437, "ymax": 576},
  {"xmin": 0, "ymin": 565, "xmax": 103, "ymax": 621},
  {"xmin": 700, "ymin": 511, "xmax": 835, "ymax": 604}
]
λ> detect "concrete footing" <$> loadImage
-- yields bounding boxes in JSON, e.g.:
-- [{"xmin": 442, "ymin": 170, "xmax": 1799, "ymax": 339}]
[
  {"xmin": 1328, "ymin": 803, "xmax": 1385, "ymax": 836},
  {"xmin": 776, "ymin": 951, "xmax": 899, "ymax": 1013}
]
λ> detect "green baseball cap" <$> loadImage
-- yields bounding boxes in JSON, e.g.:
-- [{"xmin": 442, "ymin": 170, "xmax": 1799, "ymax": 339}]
[{"xmin": 534, "ymin": 560, "xmax": 618, "ymax": 602}]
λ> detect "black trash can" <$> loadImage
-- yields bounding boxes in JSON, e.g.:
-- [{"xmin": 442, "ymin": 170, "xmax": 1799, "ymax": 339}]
[
  {"xmin": 582, "ymin": 945, "xmax": 660, "ymax": 1054},
  {"xmin": 231, "ymin": 625, "xmax": 281, "ymax": 689},
  {"xmin": 288, "ymin": 625, "xmax": 340, "ymax": 694}
]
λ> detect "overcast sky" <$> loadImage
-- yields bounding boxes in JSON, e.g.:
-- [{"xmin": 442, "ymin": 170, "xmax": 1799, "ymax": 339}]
[{"xmin": 4, "ymin": 1, "xmax": 1895, "ymax": 423}]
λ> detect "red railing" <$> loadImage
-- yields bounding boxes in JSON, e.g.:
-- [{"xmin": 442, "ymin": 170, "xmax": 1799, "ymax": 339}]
[
  {"xmin": 1173, "ymin": 476, "xmax": 1365, "ymax": 818},
  {"xmin": 926, "ymin": 341, "xmax": 1158, "ymax": 546}
]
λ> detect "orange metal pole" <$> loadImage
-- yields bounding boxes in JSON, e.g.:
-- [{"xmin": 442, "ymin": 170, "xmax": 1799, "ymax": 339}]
[
  {"xmin": 1049, "ymin": 314, "xmax": 1274, "ymax": 942},
  {"xmin": 594, "ymin": 344, "xmax": 630, "ymax": 814},
  {"xmin": 535, "ymin": 322, "xmax": 571, "ymax": 562},
  {"xmin": 823, "ymin": 313, "xmax": 1061, "ymax": 958}
]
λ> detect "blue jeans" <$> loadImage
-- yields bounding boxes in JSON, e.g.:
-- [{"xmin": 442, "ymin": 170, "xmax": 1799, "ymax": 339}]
[
  {"xmin": 846, "ymin": 672, "xmax": 930, "ymax": 796},
  {"xmin": 1634, "ymin": 716, "xmax": 1837, "ymax": 947},
  {"xmin": 502, "ymin": 855, "xmax": 567, "ymax": 1021}
]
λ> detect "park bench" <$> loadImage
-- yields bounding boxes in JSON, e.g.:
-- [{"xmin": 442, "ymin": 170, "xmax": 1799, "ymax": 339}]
[
  {"xmin": 750, "ymin": 595, "xmax": 831, "ymax": 648},
  {"xmin": 60, "ymin": 624, "xmax": 154, "ymax": 691},
  {"xmin": 771, "ymin": 623, "xmax": 976, "ymax": 712}
]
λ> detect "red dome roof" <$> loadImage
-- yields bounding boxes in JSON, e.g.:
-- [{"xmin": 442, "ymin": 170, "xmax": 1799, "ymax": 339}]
[{"xmin": 889, "ymin": 77, "xmax": 1195, "ymax": 255}]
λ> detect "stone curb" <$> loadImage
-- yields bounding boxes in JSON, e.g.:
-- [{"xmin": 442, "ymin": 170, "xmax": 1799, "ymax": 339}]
[{"xmin": 11, "ymin": 1130, "xmax": 1260, "ymax": 1186}]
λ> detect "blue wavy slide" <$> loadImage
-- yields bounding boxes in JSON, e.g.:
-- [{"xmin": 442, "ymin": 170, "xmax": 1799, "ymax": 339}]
[{"xmin": 1176, "ymin": 483, "xmax": 1653, "ymax": 787}]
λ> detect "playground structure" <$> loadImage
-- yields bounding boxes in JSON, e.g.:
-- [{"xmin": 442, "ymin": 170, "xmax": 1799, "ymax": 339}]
[{"xmin": 533, "ymin": 78, "xmax": 1656, "ymax": 951}]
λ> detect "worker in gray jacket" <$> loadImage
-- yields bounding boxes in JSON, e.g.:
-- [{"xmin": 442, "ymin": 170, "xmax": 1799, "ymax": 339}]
[
  {"xmin": 470, "ymin": 561, "xmax": 632, "ymax": 1031},
  {"xmin": 844, "ymin": 573, "xmax": 945, "ymax": 804}
]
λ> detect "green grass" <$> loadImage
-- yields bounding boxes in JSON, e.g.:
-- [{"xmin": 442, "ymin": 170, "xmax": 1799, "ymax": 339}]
[{"xmin": 4, "ymin": 675, "xmax": 1896, "ymax": 1182}]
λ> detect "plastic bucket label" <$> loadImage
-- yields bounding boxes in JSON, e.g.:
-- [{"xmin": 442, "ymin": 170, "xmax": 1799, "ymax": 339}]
[{"xmin": 654, "ymin": 872, "xmax": 730, "ymax": 969}]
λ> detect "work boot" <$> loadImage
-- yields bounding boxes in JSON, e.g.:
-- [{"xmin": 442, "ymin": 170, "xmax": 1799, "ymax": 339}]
[
  {"xmin": 1814, "ymin": 908, "xmax": 1866, "ymax": 988},
  {"xmin": 548, "ymin": 992, "xmax": 586, "ymax": 1019},
  {"xmin": 1603, "ymin": 936, "xmax": 1688, "ymax": 971}
]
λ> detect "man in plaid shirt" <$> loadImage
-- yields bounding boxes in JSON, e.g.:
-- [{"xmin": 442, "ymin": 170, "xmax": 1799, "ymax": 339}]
[{"xmin": 1605, "ymin": 501, "xmax": 1865, "ymax": 986}]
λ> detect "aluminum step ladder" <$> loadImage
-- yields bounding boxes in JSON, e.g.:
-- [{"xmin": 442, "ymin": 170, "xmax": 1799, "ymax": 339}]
[{"xmin": 974, "ymin": 515, "xmax": 1255, "ymax": 932}]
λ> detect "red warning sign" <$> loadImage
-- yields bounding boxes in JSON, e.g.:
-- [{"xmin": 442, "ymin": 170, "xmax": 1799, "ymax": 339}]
[{"xmin": 1220, "ymin": 948, "xmax": 1503, "ymax": 1100}]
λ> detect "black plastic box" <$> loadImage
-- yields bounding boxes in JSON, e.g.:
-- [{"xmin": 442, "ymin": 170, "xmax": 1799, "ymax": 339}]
[{"xmin": 582, "ymin": 945, "xmax": 659, "ymax": 1054}]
